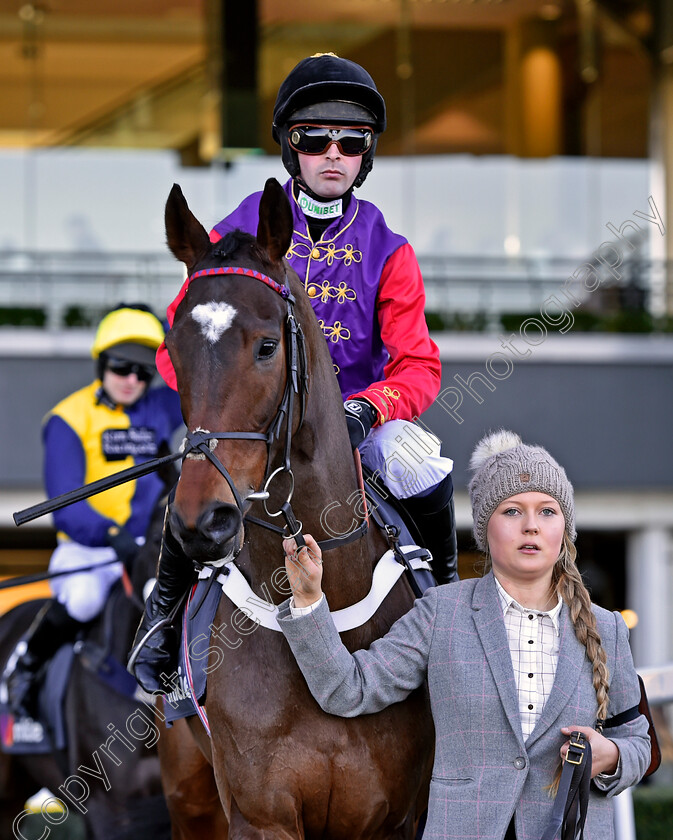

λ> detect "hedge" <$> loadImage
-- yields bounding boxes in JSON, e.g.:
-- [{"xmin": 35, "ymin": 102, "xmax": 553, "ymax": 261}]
[{"xmin": 633, "ymin": 784, "xmax": 673, "ymax": 840}]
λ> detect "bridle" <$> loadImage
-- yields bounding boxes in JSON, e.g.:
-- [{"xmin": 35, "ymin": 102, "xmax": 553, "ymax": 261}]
[
  {"xmin": 178, "ymin": 265, "xmax": 368, "ymax": 557},
  {"xmin": 13, "ymin": 263, "xmax": 369, "ymax": 557}
]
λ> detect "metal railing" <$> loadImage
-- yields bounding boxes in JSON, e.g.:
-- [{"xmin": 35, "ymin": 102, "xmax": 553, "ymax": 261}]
[
  {"xmin": 418, "ymin": 253, "xmax": 668, "ymax": 324},
  {"xmin": 0, "ymin": 249, "xmax": 668, "ymax": 330},
  {"xmin": 0, "ymin": 250, "xmax": 185, "ymax": 328}
]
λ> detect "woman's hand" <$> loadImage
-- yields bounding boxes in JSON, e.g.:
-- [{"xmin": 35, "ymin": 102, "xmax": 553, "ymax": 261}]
[
  {"xmin": 560, "ymin": 726, "xmax": 620, "ymax": 778},
  {"xmin": 283, "ymin": 534, "xmax": 324, "ymax": 609}
]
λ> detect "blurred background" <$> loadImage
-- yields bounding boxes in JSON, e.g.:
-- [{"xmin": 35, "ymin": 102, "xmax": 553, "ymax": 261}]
[{"xmin": 0, "ymin": 0, "xmax": 672, "ymax": 829}]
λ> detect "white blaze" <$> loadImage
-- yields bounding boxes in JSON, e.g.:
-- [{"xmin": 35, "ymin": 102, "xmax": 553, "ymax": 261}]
[{"xmin": 191, "ymin": 301, "xmax": 237, "ymax": 343}]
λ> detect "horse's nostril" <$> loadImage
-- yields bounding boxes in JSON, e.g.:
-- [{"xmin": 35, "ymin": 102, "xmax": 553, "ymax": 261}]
[
  {"xmin": 168, "ymin": 503, "xmax": 241, "ymax": 556},
  {"xmin": 198, "ymin": 504, "xmax": 241, "ymax": 544}
]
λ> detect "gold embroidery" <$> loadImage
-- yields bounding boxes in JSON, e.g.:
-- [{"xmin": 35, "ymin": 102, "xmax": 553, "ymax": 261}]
[
  {"xmin": 318, "ymin": 319, "xmax": 351, "ymax": 344},
  {"xmin": 287, "ymin": 199, "xmax": 362, "ymax": 297},
  {"xmin": 315, "ymin": 241, "xmax": 363, "ymax": 267},
  {"xmin": 334, "ymin": 282, "xmax": 356, "ymax": 303},
  {"xmin": 306, "ymin": 279, "xmax": 357, "ymax": 304},
  {"xmin": 287, "ymin": 237, "xmax": 362, "ymax": 272},
  {"xmin": 287, "ymin": 203, "xmax": 363, "ymax": 268},
  {"xmin": 308, "ymin": 280, "xmax": 333, "ymax": 303},
  {"xmin": 287, "ymin": 239, "xmax": 314, "ymax": 260},
  {"xmin": 367, "ymin": 386, "xmax": 401, "ymax": 422},
  {"xmin": 341, "ymin": 243, "xmax": 360, "ymax": 266}
]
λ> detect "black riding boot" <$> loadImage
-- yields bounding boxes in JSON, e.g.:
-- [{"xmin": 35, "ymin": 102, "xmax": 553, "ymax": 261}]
[
  {"xmin": 5, "ymin": 599, "xmax": 81, "ymax": 718},
  {"xmin": 402, "ymin": 475, "xmax": 459, "ymax": 585},
  {"xmin": 128, "ymin": 519, "xmax": 194, "ymax": 694}
]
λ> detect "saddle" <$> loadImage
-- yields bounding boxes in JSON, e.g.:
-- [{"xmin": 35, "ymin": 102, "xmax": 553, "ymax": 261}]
[
  {"xmin": 0, "ymin": 585, "xmax": 139, "ymax": 755},
  {"xmin": 0, "ymin": 640, "xmax": 74, "ymax": 755}
]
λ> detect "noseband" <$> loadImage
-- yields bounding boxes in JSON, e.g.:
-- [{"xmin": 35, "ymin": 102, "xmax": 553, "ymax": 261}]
[{"xmin": 179, "ymin": 266, "xmax": 367, "ymax": 556}]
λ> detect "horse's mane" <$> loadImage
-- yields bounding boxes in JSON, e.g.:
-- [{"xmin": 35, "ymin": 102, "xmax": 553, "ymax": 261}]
[{"xmin": 211, "ymin": 229, "xmax": 275, "ymax": 273}]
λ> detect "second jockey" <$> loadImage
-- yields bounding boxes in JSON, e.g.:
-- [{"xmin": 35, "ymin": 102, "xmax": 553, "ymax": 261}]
[{"xmin": 6, "ymin": 305, "xmax": 183, "ymax": 717}]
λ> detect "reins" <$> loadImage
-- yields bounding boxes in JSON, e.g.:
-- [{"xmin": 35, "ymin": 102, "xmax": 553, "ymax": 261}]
[
  {"xmin": 13, "ymin": 451, "xmax": 182, "ymax": 527},
  {"xmin": 0, "ymin": 557, "xmax": 124, "ymax": 591}
]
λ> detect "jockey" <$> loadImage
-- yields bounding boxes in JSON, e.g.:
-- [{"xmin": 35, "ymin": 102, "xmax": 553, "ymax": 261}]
[
  {"xmin": 216, "ymin": 52, "xmax": 458, "ymax": 579},
  {"xmin": 131, "ymin": 53, "xmax": 458, "ymax": 695},
  {"xmin": 5, "ymin": 305, "xmax": 183, "ymax": 718}
]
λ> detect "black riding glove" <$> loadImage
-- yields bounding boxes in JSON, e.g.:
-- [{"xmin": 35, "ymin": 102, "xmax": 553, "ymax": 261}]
[
  {"xmin": 344, "ymin": 398, "xmax": 377, "ymax": 450},
  {"xmin": 106, "ymin": 525, "xmax": 138, "ymax": 571}
]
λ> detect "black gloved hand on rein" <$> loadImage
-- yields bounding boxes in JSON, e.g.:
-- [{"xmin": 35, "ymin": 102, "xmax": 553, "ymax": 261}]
[
  {"xmin": 106, "ymin": 525, "xmax": 138, "ymax": 571},
  {"xmin": 344, "ymin": 398, "xmax": 377, "ymax": 450}
]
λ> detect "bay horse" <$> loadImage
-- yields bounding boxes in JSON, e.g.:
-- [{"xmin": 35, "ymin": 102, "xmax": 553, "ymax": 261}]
[
  {"xmin": 158, "ymin": 178, "xmax": 434, "ymax": 838},
  {"xmin": 0, "ymin": 498, "xmax": 172, "ymax": 840}
]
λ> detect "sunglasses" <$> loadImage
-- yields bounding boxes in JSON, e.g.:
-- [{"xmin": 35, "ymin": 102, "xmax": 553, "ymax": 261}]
[
  {"xmin": 105, "ymin": 358, "xmax": 155, "ymax": 382},
  {"xmin": 288, "ymin": 125, "xmax": 373, "ymax": 157}
]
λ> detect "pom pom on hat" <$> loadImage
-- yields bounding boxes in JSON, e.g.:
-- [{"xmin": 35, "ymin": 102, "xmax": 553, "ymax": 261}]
[
  {"xmin": 469, "ymin": 430, "xmax": 522, "ymax": 474},
  {"xmin": 468, "ymin": 429, "xmax": 576, "ymax": 552}
]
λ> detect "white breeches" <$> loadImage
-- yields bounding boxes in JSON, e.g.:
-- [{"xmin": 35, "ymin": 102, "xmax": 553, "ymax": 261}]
[
  {"xmin": 49, "ymin": 542, "xmax": 124, "ymax": 623},
  {"xmin": 358, "ymin": 419, "xmax": 453, "ymax": 499}
]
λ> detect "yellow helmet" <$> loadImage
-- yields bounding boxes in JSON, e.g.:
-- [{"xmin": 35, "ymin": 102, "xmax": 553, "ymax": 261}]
[{"xmin": 92, "ymin": 307, "xmax": 165, "ymax": 360}]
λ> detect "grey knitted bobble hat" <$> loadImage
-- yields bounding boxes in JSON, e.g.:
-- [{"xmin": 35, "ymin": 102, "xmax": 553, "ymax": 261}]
[{"xmin": 468, "ymin": 430, "xmax": 576, "ymax": 552}]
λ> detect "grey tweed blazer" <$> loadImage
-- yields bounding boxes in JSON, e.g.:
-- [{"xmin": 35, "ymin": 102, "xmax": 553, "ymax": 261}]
[{"xmin": 278, "ymin": 571, "xmax": 650, "ymax": 840}]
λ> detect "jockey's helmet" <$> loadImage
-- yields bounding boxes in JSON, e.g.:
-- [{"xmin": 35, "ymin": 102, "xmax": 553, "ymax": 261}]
[
  {"xmin": 92, "ymin": 304, "xmax": 165, "ymax": 376},
  {"xmin": 272, "ymin": 53, "xmax": 386, "ymax": 188}
]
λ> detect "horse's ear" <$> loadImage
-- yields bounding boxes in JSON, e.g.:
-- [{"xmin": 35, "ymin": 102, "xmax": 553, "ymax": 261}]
[
  {"xmin": 257, "ymin": 178, "xmax": 293, "ymax": 264},
  {"xmin": 165, "ymin": 183, "xmax": 211, "ymax": 269}
]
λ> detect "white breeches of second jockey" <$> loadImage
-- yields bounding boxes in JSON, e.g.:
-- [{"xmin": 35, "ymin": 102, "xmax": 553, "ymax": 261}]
[
  {"xmin": 358, "ymin": 419, "xmax": 453, "ymax": 499},
  {"xmin": 49, "ymin": 542, "xmax": 124, "ymax": 623}
]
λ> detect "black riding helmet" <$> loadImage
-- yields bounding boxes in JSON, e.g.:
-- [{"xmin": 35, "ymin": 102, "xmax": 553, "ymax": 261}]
[{"xmin": 272, "ymin": 53, "xmax": 386, "ymax": 189}]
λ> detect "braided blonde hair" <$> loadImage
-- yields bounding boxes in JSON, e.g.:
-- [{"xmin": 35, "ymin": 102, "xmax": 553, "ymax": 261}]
[
  {"xmin": 547, "ymin": 533, "xmax": 610, "ymax": 794},
  {"xmin": 553, "ymin": 533, "xmax": 610, "ymax": 723}
]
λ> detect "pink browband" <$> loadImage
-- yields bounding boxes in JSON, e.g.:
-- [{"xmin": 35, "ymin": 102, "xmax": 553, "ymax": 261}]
[{"xmin": 187, "ymin": 266, "xmax": 292, "ymax": 300}]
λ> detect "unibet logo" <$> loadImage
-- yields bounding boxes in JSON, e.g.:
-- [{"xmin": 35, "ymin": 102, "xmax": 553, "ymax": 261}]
[{"xmin": 298, "ymin": 192, "xmax": 342, "ymax": 219}]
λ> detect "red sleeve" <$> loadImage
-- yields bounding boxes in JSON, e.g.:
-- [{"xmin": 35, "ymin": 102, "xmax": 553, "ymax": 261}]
[{"xmin": 348, "ymin": 242, "xmax": 441, "ymax": 424}]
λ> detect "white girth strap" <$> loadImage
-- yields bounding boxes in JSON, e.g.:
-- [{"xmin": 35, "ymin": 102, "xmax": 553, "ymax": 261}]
[{"xmin": 198, "ymin": 547, "xmax": 427, "ymax": 633}]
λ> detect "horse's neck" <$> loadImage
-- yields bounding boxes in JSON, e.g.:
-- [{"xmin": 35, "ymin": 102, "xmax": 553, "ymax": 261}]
[
  {"xmin": 288, "ymin": 375, "xmax": 380, "ymax": 608},
  {"xmin": 245, "ymin": 291, "xmax": 382, "ymax": 607},
  {"xmin": 298, "ymin": 468, "xmax": 378, "ymax": 611}
]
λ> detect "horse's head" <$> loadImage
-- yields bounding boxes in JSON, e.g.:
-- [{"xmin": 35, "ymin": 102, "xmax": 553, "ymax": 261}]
[{"xmin": 164, "ymin": 179, "xmax": 304, "ymax": 564}]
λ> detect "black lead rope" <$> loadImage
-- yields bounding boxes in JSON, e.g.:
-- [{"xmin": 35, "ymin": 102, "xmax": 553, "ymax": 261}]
[{"xmin": 540, "ymin": 732, "xmax": 592, "ymax": 840}]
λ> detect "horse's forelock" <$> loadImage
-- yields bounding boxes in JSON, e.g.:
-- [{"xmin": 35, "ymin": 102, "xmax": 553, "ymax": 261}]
[
  {"xmin": 211, "ymin": 230, "xmax": 253, "ymax": 259},
  {"xmin": 210, "ymin": 230, "xmax": 275, "ymax": 273}
]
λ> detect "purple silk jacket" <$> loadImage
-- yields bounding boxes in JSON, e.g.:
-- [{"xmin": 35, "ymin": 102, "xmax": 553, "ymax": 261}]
[{"xmin": 210, "ymin": 179, "xmax": 407, "ymax": 401}]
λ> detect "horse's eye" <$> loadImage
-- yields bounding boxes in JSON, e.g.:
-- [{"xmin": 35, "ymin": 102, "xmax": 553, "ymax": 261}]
[{"xmin": 257, "ymin": 339, "xmax": 278, "ymax": 360}]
